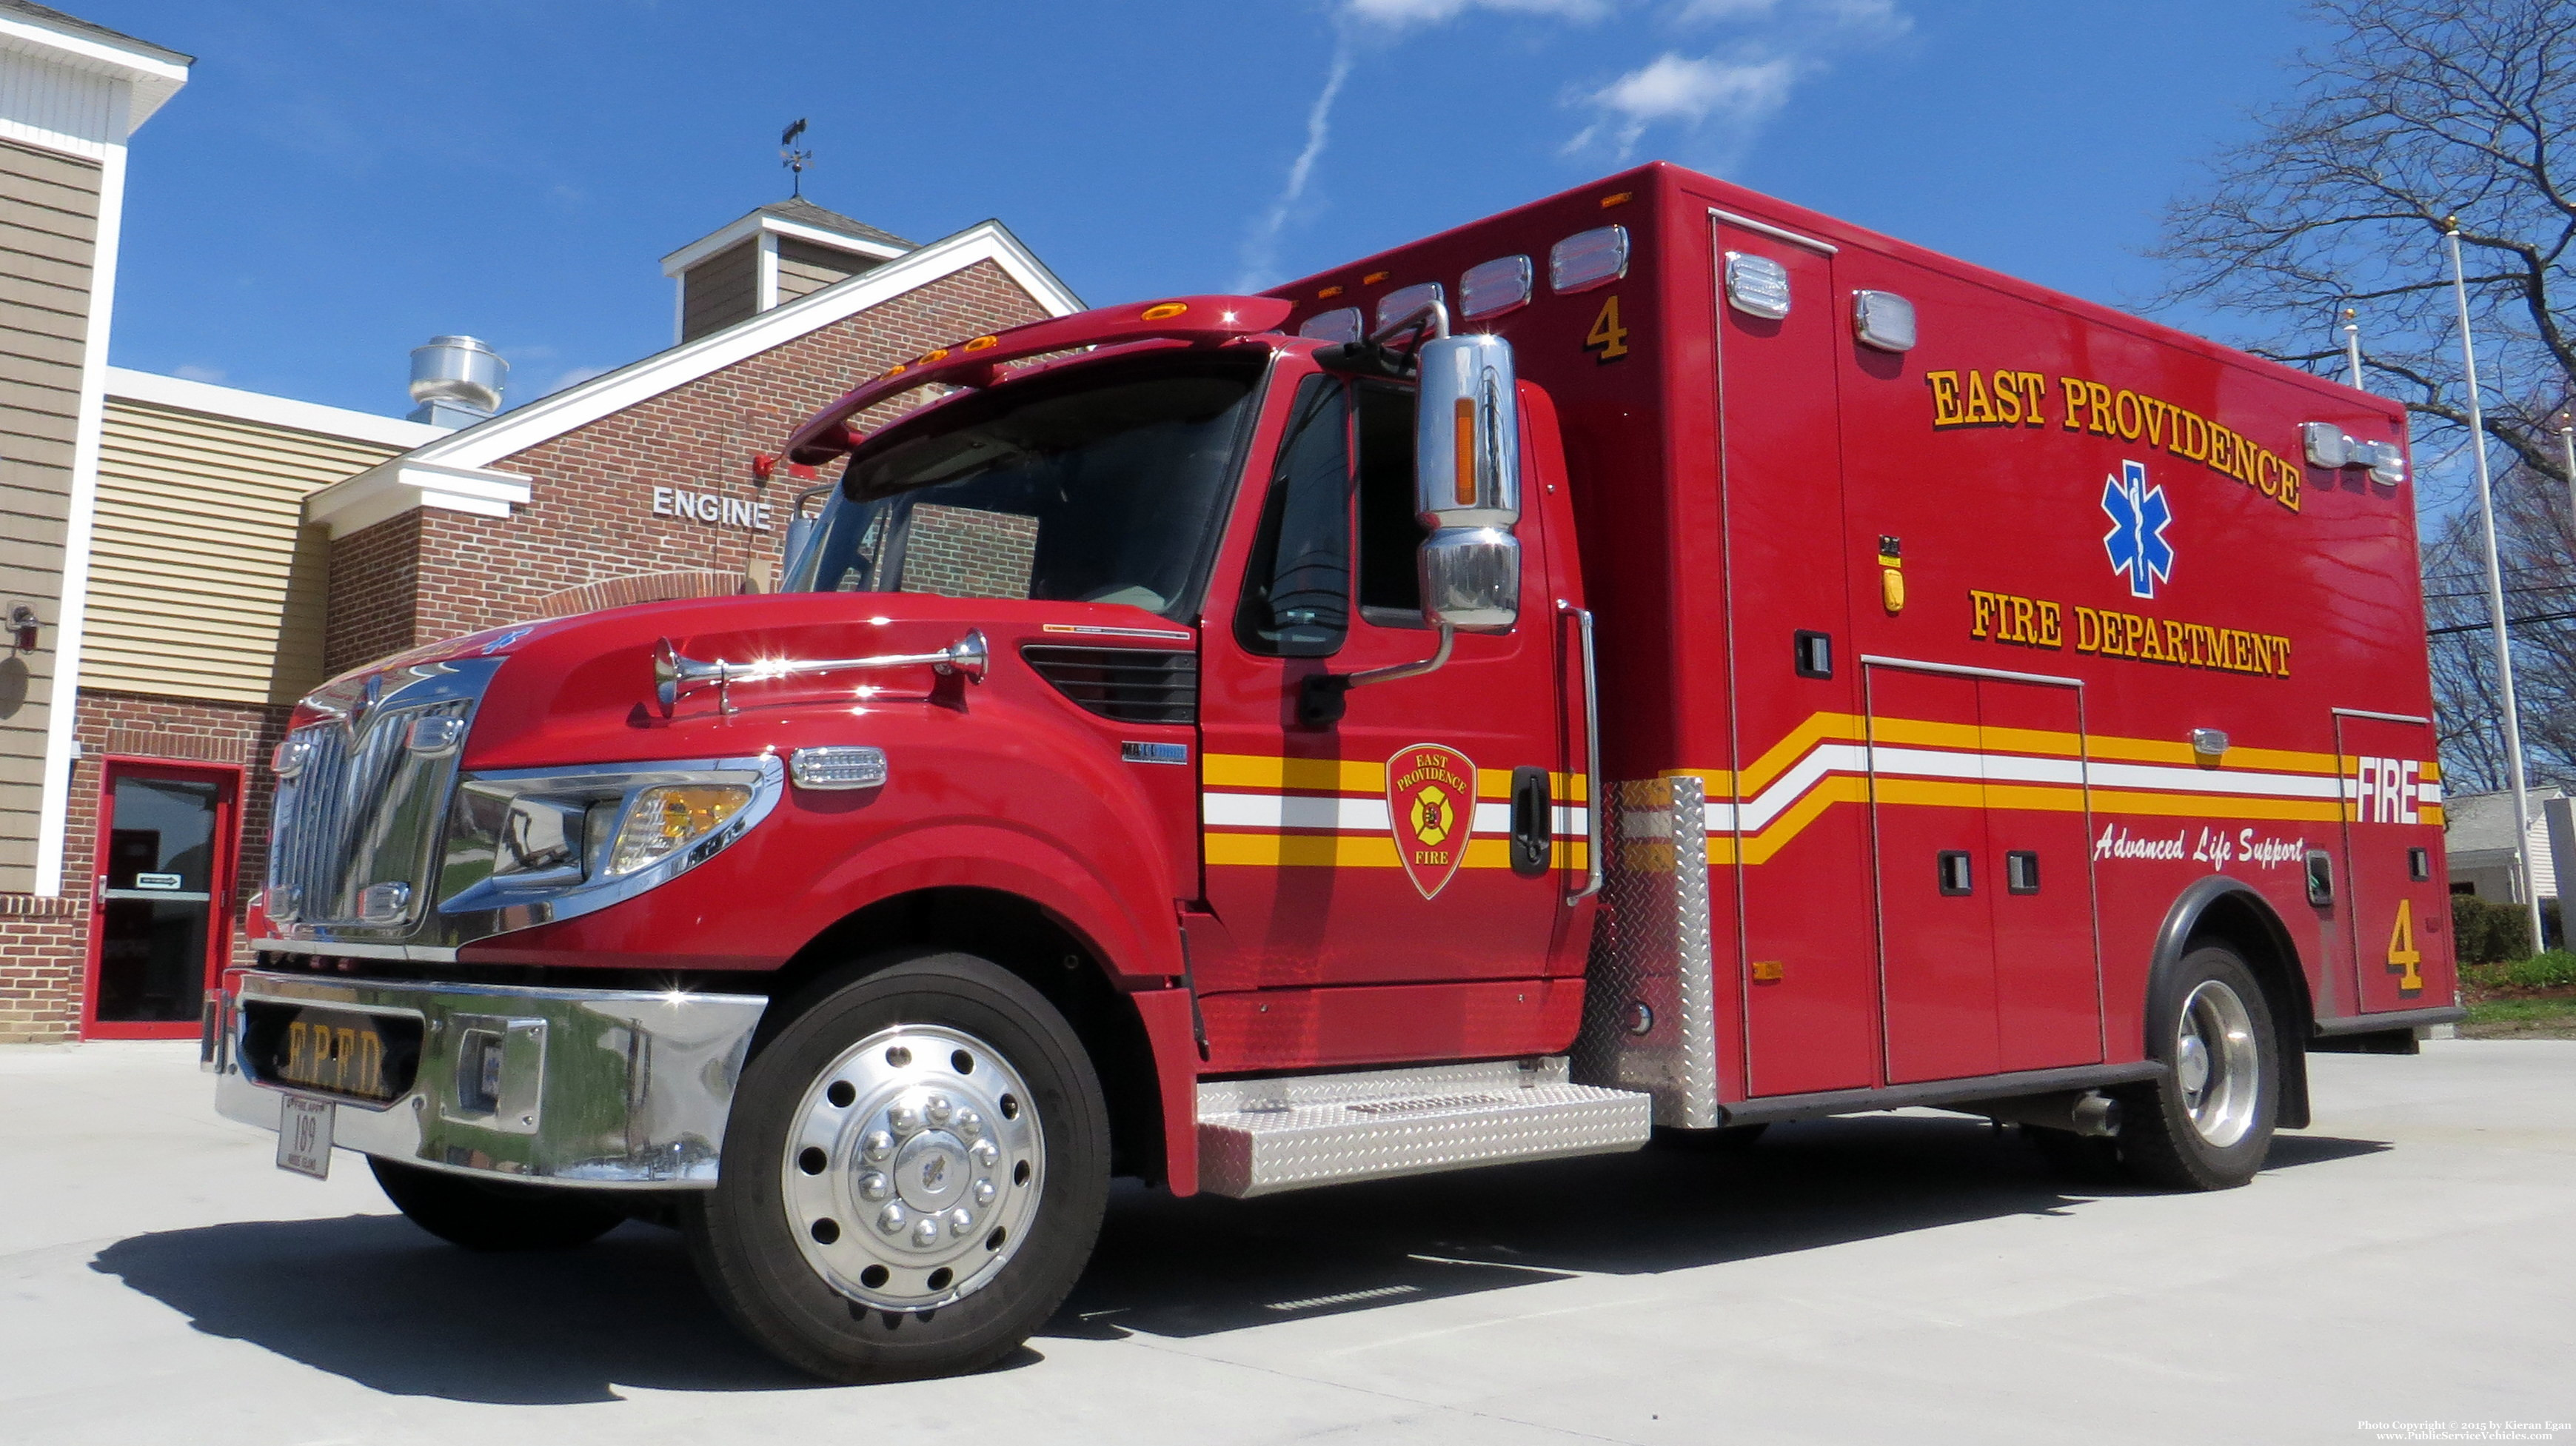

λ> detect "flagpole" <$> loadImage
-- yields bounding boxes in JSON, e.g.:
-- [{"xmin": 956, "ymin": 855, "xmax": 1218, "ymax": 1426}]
[
  {"xmin": 2343, "ymin": 307, "xmax": 2366, "ymax": 392},
  {"xmin": 2446, "ymin": 215, "xmax": 2546, "ymax": 952}
]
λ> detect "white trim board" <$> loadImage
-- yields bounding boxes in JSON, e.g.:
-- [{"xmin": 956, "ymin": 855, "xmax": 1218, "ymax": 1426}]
[
  {"xmin": 0, "ymin": 10, "xmax": 188, "ymax": 135},
  {"xmin": 107, "ymin": 367, "xmax": 446, "ymax": 449},
  {"xmin": 660, "ymin": 210, "xmax": 910, "ymax": 276}
]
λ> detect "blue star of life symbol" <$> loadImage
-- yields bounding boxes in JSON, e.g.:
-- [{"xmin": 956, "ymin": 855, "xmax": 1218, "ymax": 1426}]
[{"xmin": 2100, "ymin": 459, "xmax": 2173, "ymax": 599}]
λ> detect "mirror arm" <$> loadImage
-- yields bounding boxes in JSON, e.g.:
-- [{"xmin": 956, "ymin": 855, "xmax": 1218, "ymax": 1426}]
[{"xmin": 1296, "ymin": 623, "xmax": 1454, "ymax": 727}]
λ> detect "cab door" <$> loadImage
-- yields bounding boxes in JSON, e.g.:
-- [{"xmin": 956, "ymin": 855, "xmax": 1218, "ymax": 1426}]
[{"xmin": 1195, "ymin": 372, "xmax": 1572, "ymax": 1010}]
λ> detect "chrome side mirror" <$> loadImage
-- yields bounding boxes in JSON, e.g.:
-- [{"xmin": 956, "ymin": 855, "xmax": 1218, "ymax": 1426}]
[{"xmin": 1413, "ymin": 332, "xmax": 1521, "ymax": 632}]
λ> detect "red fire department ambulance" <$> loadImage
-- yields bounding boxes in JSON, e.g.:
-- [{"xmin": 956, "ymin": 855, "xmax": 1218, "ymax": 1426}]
[{"xmin": 211, "ymin": 161, "xmax": 2458, "ymax": 1381}]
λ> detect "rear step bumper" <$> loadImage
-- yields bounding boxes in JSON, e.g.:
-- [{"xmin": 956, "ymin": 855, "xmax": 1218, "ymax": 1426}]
[{"xmin": 1196, "ymin": 1057, "xmax": 1653, "ymax": 1199}]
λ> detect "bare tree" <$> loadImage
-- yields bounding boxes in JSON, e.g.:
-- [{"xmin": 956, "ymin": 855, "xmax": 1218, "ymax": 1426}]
[
  {"xmin": 2152, "ymin": 0, "xmax": 2576, "ymax": 791},
  {"xmin": 2152, "ymin": 0, "xmax": 2575, "ymax": 492}
]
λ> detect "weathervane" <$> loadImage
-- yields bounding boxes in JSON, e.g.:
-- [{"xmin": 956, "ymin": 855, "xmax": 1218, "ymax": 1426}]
[{"xmin": 780, "ymin": 117, "xmax": 811, "ymax": 198}]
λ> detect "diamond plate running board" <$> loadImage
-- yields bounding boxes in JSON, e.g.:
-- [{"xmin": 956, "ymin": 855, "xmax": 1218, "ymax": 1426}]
[{"xmin": 1195, "ymin": 1057, "xmax": 1653, "ymax": 1199}]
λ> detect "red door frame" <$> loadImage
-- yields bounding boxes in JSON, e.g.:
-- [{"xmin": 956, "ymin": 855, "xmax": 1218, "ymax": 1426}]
[{"xmin": 80, "ymin": 756, "xmax": 244, "ymax": 1041}]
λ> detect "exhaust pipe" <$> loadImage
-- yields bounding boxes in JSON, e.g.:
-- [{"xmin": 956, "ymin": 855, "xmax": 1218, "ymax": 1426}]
[{"xmin": 1955, "ymin": 1088, "xmax": 2121, "ymax": 1138}]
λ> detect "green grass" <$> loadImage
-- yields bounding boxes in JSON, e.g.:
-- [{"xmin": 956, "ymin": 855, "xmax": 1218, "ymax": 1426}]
[
  {"xmin": 2460, "ymin": 950, "xmax": 2576, "ymax": 992},
  {"xmin": 2462, "ymin": 996, "xmax": 2576, "ymax": 1038}
]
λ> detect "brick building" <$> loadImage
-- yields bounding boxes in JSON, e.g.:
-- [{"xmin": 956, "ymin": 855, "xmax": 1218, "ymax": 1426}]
[{"xmin": 2, "ymin": 201, "xmax": 1078, "ymax": 1041}]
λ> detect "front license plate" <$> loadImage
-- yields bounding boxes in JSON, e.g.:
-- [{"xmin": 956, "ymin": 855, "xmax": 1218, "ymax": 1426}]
[{"xmin": 277, "ymin": 1095, "xmax": 334, "ymax": 1179}]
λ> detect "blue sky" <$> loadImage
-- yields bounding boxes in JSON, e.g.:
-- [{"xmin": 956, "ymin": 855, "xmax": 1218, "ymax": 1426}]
[{"xmin": 85, "ymin": 0, "xmax": 2322, "ymax": 418}]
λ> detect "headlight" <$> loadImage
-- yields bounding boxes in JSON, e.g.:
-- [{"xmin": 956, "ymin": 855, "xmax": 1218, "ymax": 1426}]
[
  {"xmin": 606, "ymin": 785, "xmax": 753, "ymax": 877},
  {"xmin": 435, "ymin": 755, "xmax": 783, "ymax": 927}
]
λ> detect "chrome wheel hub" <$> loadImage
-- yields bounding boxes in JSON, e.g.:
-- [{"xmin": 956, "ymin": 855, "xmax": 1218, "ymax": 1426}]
[
  {"xmin": 2175, "ymin": 980, "xmax": 2259, "ymax": 1148},
  {"xmin": 782, "ymin": 1024, "xmax": 1043, "ymax": 1311}
]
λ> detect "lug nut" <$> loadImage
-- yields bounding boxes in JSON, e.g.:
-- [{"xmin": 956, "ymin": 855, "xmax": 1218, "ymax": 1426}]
[
  {"xmin": 888, "ymin": 1104, "xmax": 922, "ymax": 1135},
  {"xmin": 954, "ymin": 1109, "xmax": 982, "ymax": 1137},
  {"xmin": 857, "ymin": 1171, "xmax": 890, "ymax": 1201},
  {"xmin": 860, "ymin": 1131, "xmax": 895, "ymax": 1162},
  {"xmin": 973, "ymin": 1179, "xmax": 997, "ymax": 1206},
  {"xmin": 925, "ymin": 1094, "xmax": 953, "ymax": 1125},
  {"xmin": 877, "ymin": 1203, "xmax": 908, "ymax": 1234},
  {"xmin": 912, "ymin": 1217, "xmax": 941, "ymax": 1248},
  {"xmin": 970, "ymin": 1138, "xmax": 999, "ymax": 1167},
  {"xmin": 947, "ymin": 1208, "xmax": 974, "ymax": 1237}
]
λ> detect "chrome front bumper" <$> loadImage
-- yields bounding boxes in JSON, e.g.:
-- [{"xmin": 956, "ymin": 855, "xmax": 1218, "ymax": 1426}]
[{"xmin": 212, "ymin": 970, "xmax": 768, "ymax": 1189}]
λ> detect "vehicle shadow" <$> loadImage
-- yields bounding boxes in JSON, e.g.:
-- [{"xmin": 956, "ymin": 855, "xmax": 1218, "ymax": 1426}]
[{"xmin": 89, "ymin": 1116, "xmax": 2387, "ymax": 1403}]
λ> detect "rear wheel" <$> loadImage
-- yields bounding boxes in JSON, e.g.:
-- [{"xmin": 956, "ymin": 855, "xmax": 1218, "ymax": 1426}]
[
  {"xmin": 369, "ymin": 1157, "xmax": 626, "ymax": 1251},
  {"xmin": 2113, "ymin": 945, "xmax": 2279, "ymax": 1191},
  {"xmin": 686, "ymin": 951, "xmax": 1108, "ymax": 1383}
]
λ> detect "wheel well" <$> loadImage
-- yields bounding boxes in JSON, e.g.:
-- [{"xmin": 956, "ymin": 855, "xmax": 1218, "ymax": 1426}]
[
  {"xmin": 2178, "ymin": 888, "xmax": 2314, "ymax": 1131},
  {"xmin": 763, "ymin": 887, "xmax": 1168, "ymax": 1184}
]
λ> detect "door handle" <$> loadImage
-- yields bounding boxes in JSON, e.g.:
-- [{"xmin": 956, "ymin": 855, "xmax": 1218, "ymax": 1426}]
[
  {"xmin": 1937, "ymin": 850, "xmax": 1973, "ymax": 895},
  {"xmin": 1509, "ymin": 766, "xmax": 1550, "ymax": 877},
  {"xmin": 2005, "ymin": 850, "xmax": 2039, "ymax": 894}
]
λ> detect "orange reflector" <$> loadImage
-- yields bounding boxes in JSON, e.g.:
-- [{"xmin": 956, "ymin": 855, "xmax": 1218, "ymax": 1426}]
[
  {"xmin": 1453, "ymin": 398, "xmax": 1477, "ymax": 506},
  {"xmin": 1140, "ymin": 301, "xmax": 1189, "ymax": 321},
  {"xmin": 962, "ymin": 335, "xmax": 999, "ymax": 352},
  {"xmin": 1317, "ymin": 284, "xmax": 1345, "ymax": 299},
  {"xmin": 920, "ymin": 347, "xmax": 950, "ymax": 364},
  {"xmin": 1362, "ymin": 270, "xmax": 1390, "ymax": 285},
  {"xmin": 1600, "ymin": 191, "xmax": 1633, "ymax": 208}
]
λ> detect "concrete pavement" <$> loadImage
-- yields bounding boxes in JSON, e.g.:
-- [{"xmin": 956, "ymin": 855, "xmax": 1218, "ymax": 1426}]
[{"xmin": 1, "ymin": 1040, "xmax": 2569, "ymax": 1444}]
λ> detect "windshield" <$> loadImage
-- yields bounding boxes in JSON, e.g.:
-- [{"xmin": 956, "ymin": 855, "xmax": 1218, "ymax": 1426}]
[{"xmin": 783, "ymin": 351, "xmax": 1266, "ymax": 620}]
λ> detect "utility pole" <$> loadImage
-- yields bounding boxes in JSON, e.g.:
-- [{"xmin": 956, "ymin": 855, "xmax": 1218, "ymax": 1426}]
[{"xmin": 2446, "ymin": 215, "xmax": 2546, "ymax": 952}]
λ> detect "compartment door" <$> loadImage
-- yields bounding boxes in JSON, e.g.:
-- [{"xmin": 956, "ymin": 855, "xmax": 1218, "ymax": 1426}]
[
  {"xmin": 1712, "ymin": 215, "xmax": 1876, "ymax": 1098},
  {"xmin": 1867, "ymin": 664, "xmax": 1999, "ymax": 1082},
  {"xmin": 2333, "ymin": 711, "xmax": 2442, "ymax": 1015},
  {"xmin": 1979, "ymin": 677, "xmax": 2102, "ymax": 1071}
]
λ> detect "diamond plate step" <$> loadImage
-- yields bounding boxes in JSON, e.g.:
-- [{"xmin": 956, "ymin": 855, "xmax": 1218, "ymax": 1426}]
[{"xmin": 1196, "ymin": 1057, "xmax": 1653, "ymax": 1199}]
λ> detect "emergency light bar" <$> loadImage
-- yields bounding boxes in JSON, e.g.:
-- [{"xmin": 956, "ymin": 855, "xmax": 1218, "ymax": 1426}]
[{"xmin": 763, "ymin": 295, "xmax": 1297, "ymax": 473}]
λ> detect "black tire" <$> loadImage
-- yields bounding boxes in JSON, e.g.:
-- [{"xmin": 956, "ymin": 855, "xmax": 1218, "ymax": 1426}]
[
  {"xmin": 2112, "ymin": 944, "xmax": 2280, "ymax": 1191},
  {"xmin": 369, "ymin": 1157, "xmax": 626, "ymax": 1251},
  {"xmin": 685, "ymin": 951, "xmax": 1110, "ymax": 1383}
]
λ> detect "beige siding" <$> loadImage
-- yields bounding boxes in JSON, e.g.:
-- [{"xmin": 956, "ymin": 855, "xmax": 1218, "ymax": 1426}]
[
  {"xmin": 681, "ymin": 239, "xmax": 759, "ymax": 341},
  {"xmin": 775, "ymin": 237, "xmax": 872, "ymax": 303},
  {"xmin": 0, "ymin": 135, "xmax": 98, "ymax": 890},
  {"xmin": 84, "ymin": 399, "xmax": 401, "ymax": 706}
]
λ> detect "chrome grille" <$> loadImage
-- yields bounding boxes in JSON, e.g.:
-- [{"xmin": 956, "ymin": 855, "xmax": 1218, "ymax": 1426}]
[{"xmin": 268, "ymin": 666, "xmax": 491, "ymax": 932}]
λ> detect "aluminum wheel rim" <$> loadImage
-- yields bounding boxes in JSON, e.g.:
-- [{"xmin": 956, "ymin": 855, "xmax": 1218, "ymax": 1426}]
[
  {"xmin": 2174, "ymin": 979, "xmax": 2259, "ymax": 1148},
  {"xmin": 781, "ymin": 1023, "xmax": 1045, "ymax": 1312}
]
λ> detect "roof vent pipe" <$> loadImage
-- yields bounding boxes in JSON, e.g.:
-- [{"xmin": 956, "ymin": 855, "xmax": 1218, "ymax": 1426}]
[{"xmin": 407, "ymin": 335, "xmax": 508, "ymax": 429}]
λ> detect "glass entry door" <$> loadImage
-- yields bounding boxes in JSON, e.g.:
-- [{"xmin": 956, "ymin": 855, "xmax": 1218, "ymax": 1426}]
[{"xmin": 85, "ymin": 763, "xmax": 238, "ymax": 1039}]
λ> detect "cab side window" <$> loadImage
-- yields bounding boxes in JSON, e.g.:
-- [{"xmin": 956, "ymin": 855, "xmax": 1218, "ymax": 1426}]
[
  {"xmin": 1354, "ymin": 382, "xmax": 1424, "ymax": 622},
  {"xmin": 1236, "ymin": 378, "xmax": 1352, "ymax": 657}
]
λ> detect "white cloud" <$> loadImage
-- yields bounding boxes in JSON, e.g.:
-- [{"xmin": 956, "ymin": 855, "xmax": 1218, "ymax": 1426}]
[
  {"xmin": 1342, "ymin": 0, "xmax": 1610, "ymax": 28},
  {"xmin": 1566, "ymin": 0, "xmax": 1906, "ymax": 165},
  {"xmin": 1235, "ymin": 37, "xmax": 1356, "ymax": 292},
  {"xmin": 1568, "ymin": 52, "xmax": 1797, "ymax": 160},
  {"xmin": 173, "ymin": 363, "xmax": 227, "ymax": 384}
]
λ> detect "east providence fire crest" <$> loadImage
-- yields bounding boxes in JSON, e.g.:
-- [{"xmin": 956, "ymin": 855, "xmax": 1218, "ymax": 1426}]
[{"xmin": 1387, "ymin": 743, "xmax": 1476, "ymax": 899}]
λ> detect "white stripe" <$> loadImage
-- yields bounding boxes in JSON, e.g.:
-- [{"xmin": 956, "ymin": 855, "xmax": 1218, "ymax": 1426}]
[{"xmin": 1203, "ymin": 791, "xmax": 1588, "ymax": 837}]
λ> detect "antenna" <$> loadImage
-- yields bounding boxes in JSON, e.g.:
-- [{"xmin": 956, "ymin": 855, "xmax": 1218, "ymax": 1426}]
[{"xmin": 780, "ymin": 117, "xmax": 811, "ymax": 198}]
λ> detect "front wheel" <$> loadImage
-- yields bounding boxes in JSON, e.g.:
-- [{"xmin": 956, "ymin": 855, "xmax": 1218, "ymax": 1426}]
[
  {"xmin": 2112, "ymin": 945, "xmax": 2280, "ymax": 1191},
  {"xmin": 686, "ymin": 951, "xmax": 1109, "ymax": 1383}
]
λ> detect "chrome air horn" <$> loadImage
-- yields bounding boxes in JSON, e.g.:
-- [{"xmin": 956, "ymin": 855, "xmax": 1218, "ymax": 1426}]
[{"xmin": 653, "ymin": 629, "xmax": 988, "ymax": 717}]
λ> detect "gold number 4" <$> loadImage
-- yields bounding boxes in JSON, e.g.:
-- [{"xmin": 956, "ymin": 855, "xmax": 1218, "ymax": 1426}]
[
  {"xmin": 1585, "ymin": 295, "xmax": 1630, "ymax": 361},
  {"xmin": 2386, "ymin": 898, "xmax": 2423, "ymax": 994}
]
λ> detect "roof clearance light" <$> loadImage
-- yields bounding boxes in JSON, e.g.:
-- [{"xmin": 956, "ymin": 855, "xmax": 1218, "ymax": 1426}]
[
  {"xmin": 1460, "ymin": 255, "xmax": 1533, "ymax": 319},
  {"xmin": 1376, "ymin": 281, "xmax": 1444, "ymax": 332},
  {"xmin": 1550, "ymin": 225, "xmax": 1629, "ymax": 294},
  {"xmin": 961, "ymin": 335, "xmax": 999, "ymax": 352},
  {"xmin": 1298, "ymin": 307, "xmax": 1362, "ymax": 344},
  {"xmin": 1140, "ymin": 301, "xmax": 1189, "ymax": 321},
  {"xmin": 1317, "ymin": 285, "xmax": 1345, "ymax": 299},
  {"xmin": 1723, "ymin": 251, "xmax": 1792, "ymax": 320},
  {"xmin": 1851, "ymin": 289, "xmax": 1916, "ymax": 352},
  {"xmin": 1600, "ymin": 191, "xmax": 1633, "ymax": 208},
  {"xmin": 1362, "ymin": 270, "xmax": 1391, "ymax": 285}
]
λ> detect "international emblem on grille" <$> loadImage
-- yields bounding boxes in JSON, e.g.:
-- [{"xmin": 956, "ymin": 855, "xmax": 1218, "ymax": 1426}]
[{"xmin": 1388, "ymin": 743, "xmax": 1475, "ymax": 900}]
